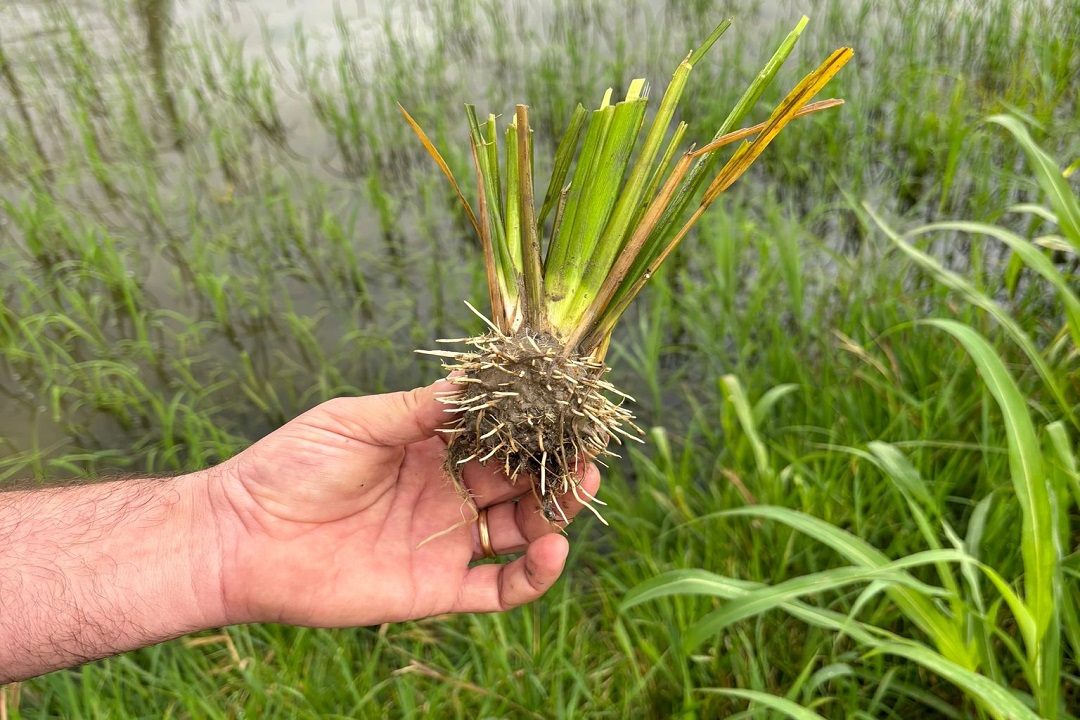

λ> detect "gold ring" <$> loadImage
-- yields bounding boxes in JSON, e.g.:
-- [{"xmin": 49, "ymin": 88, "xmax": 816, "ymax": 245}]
[{"xmin": 477, "ymin": 507, "xmax": 496, "ymax": 559}]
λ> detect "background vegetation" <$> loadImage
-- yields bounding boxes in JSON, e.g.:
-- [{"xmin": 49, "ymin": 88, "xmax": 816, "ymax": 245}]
[{"xmin": 0, "ymin": 0, "xmax": 1077, "ymax": 716}]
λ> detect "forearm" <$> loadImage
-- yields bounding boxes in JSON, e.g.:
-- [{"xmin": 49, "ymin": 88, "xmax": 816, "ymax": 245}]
[{"xmin": 0, "ymin": 471, "xmax": 227, "ymax": 682}]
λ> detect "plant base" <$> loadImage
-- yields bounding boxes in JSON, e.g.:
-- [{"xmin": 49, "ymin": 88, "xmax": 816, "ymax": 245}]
[{"xmin": 430, "ymin": 328, "xmax": 640, "ymax": 523}]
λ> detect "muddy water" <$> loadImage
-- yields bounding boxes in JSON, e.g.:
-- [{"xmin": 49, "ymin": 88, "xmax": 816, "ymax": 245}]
[
  {"xmin": 2, "ymin": 0, "xmax": 822, "ymax": 464},
  {"xmin": 0, "ymin": 2, "xmax": 584, "ymax": 461},
  {"xmin": 1, "ymin": 0, "xmax": 1064, "ymax": 468}
]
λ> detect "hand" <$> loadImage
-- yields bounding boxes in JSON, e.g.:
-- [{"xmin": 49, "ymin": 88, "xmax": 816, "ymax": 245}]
[{"xmin": 205, "ymin": 380, "xmax": 601, "ymax": 627}]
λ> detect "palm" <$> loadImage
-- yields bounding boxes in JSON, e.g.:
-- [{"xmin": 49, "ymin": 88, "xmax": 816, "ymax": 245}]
[{"xmin": 210, "ymin": 382, "xmax": 600, "ymax": 628}]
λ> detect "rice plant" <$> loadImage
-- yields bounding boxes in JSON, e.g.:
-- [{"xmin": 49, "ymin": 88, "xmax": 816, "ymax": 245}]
[
  {"xmin": 404, "ymin": 18, "xmax": 851, "ymax": 520},
  {"xmin": 624, "ymin": 118, "xmax": 1080, "ymax": 719}
]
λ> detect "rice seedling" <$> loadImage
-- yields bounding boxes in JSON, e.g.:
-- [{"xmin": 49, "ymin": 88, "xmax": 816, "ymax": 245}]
[
  {"xmin": 624, "ymin": 118, "xmax": 1080, "ymax": 719},
  {"xmin": 404, "ymin": 18, "xmax": 852, "ymax": 521}
]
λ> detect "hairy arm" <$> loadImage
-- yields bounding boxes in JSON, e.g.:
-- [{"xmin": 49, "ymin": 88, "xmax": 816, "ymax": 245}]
[
  {"xmin": 0, "ymin": 382, "xmax": 594, "ymax": 682},
  {"xmin": 0, "ymin": 472, "xmax": 226, "ymax": 683}
]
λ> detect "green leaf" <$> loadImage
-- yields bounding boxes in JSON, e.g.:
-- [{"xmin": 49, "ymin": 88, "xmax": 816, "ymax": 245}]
[
  {"xmin": 712, "ymin": 506, "xmax": 970, "ymax": 665},
  {"xmin": 553, "ymin": 87, "xmax": 649, "ymax": 329},
  {"xmin": 924, "ymin": 319, "xmax": 1055, "ymax": 651},
  {"xmin": 987, "ymin": 115, "xmax": 1080, "ymax": 251},
  {"xmin": 912, "ymin": 220, "xmax": 1080, "ymax": 356},
  {"xmin": 466, "ymin": 106, "xmax": 518, "ymax": 324},
  {"xmin": 864, "ymin": 442, "xmax": 963, "ymax": 599},
  {"xmin": 1046, "ymin": 421, "xmax": 1080, "ymax": 512},
  {"xmin": 867, "ymin": 206, "xmax": 1075, "ymax": 428},
  {"xmin": 870, "ymin": 642, "xmax": 1042, "ymax": 720},
  {"xmin": 684, "ymin": 550, "xmax": 966, "ymax": 650},
  {"xmin": 720, "ymin": 374, "xmax": 772, "ymax": 480},
  {"xmin": 589, "ymin": 50, "xmax": 852, "ymax": 349},
  {"xmin": 537, "ymin": 104, "xmax": 587, "ymax": 231},
  {"xmin": 570, "ymin": 22, "xmax": 732, "ymax": 327},
  {"xmin": 514, "ymin": 107, "xmax": 546, "ymax": 331},
  {"xmin": 621, "ymin": 568, "xmax": 886, "ymax": 648},
  {"xmin": 544, "ymin": 94, "xmax": 615, "ymax": 303},
  {"xmin": 628, "ymin": 121, "xmax": 688, "ymax": 234},
  {"xmin": 621, "ymin": 568, "xmax": 745, "ymax": 609},
  {"xmin": 706, "ymin": 689, "xmax": 828, "ymax": 720},
  {"xmin": 595, "ymin": 16, "xmax": 811, "ymax": 334},
  {"xmin": 866, "ymin": 441, "xmax": 933, "ymax": 507},
  {"xmin": 752, "ymin": 383, "xmax": 800, "ymax": 426},
  {"xmin": 656, "ymin": 16, "xmax": 810, "ymax": 249},
  {"xmin": 504, "ymin": 122, "xmax": 522, "ymax": 270}
]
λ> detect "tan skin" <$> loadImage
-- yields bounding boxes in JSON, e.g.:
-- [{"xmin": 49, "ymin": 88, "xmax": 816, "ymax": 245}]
[
  {"xmin": 0, "ymin": 379, "xmax": 600, "ymax": 682},
  {"xmin": 212, "ymin": 378, "xmax": 602, "ymax": 627}
]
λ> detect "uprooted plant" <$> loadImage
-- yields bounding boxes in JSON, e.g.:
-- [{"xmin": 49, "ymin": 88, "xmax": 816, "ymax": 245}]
[{"xmin": 403, "ymin": 17, "xmax": 852, "ymax": 523}]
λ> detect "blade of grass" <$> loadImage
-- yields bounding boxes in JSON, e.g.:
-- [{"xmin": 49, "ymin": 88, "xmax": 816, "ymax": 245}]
[
  {"xmin": 544, "ymin": 90, "xmax": 615, "ymax": 301},
  {"xmin": 704, "ymin": 506, "xmax": 971, "ymax": 666},
  {"xmin": 861, "ymin": 442, "xmax": 964, "ymax": 604},
  {"xmin": 574, "ymin": 99, "xmax": 843, "ymax": 353},
  {"xmin": 568, "ymin": 21, "xmax": 732, "ymax": 325},
  {"xmin": 870, "ymin": 642, "xmax": 1041, "ymax": 720},
  {"xmin": 910, "ymin": 220, "xmax": 1080, "ymax": 352},
  {"xmin": 720, "ymin": 374, "xmax": 773, "ymax": 482},
  {"xmin": 626, "ymin": 120, "xmax": 688, "ymax": 233},
  {"xmin": 537, "ymin": 104, "xmax": 587, "ymax": 231},
  {"xmin": 505, "ymin": 121, "xmax": 522, "ymax": 273},
  {"xmin": 923, "ymin": 320, "xmax": 1055, "ymax": 658},
  {"xmin": 988, "ymin": 115, "xmax": 1080, "ymax": 251},
  {"xmin": 867, "ymin": 206, "xmax": 1076, "ymax": 429},
  {"xmin": 601, "ymin": 17, "xmax": 814, "ymax": 312},
  {"xmin": 659, "ymin": 16, "xmax": 810, "ymax": 237},
  {"xmin": 397, "ymin": 103, "xmax": 480, "ymax": 239},
  {"xmin": 621, "ymin": 568, "xmax": 886, "ymax": 648},
  {"xmin": 684, "ymin": 550, "xmax": 967, "ymax": 650},
  {"xmin": 700, "ymin": 48, "xmax": 855, "ymax": 205},
  {"xmin": 550, "ymin": 84, "xmax": 648, "ymax": 331},
  {"xmin": 569, "ymin": 149, "xmax": 696, "ymax": 352},
  {"xmin": 579, "ymin": 52, "xmax": 852, "ymax": 353},
  {"xmin": 466, "ymin": 106, "xmax": 519, "ymax": 330},
  {"xmin": 469, "ymin": 135, "xmax": 510, "ymax": 330},
  {"xmin": 705, "ymin": 688, "xmax": 828, "ymax": 720},
  {"xmin": 515, "ymin": 105, "xmax": 545, "ymax": 332}
]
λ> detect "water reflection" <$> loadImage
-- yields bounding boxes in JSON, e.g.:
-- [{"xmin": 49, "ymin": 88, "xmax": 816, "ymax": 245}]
[
  {"xmin": 134, "ymin": 0, "xmax": 184, "ymax": 147},
  {"xmin": 0, "ymin": 28, "xmax": 52, "ymax": 182},
  {"xmin": 0, "ymin": 0, "xmax": 1075, "ymax": 474}
]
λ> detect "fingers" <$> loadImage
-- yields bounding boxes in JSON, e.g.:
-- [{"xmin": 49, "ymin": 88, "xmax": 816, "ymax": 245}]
[
  {"xmin": 458, "ymin": 459, "xmax": 529, "ymax": 507},
  {"xmin": 474, "ymin": 463, "xmax": 601, "ymax": 558},
  {"xmin": 462, "ymin": 453, "xmax": 599, "ymax": 509},
  {"xmin": 320, "ymin": 379, "xmax": 458, "ymax": 447},
  {"xmin": 454, "ymin": 534, "xmax": 569, "ymax": 613}
]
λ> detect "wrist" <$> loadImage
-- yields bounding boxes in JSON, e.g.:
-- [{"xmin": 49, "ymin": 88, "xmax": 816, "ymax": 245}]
[
  {"xmin": 178, "ymin": 467, "xmax": 234, "ymax": 631},
  {"xmin": 194, "ymin": 457, "xmax": 263, "ymax": 626}
]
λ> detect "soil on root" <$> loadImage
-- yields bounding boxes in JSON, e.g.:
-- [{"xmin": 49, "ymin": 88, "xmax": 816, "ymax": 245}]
[{"xmin": 439, "ymin": 330, "xmax": 636, "ymax": 521}]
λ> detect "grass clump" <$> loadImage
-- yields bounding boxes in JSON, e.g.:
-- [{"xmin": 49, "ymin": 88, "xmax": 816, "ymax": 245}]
[{"xmin": 405, "ymin": 18, "xmax": 851, "ymax": 518}]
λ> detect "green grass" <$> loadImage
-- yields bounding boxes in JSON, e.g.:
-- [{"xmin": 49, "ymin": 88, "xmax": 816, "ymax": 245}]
[{"xmin": 1, "ymin": 0, "xmax": 1078, "ymax": 717}]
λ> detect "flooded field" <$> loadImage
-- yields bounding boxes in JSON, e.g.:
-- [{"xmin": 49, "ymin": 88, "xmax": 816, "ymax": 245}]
[
  {"xmin": 0, "ymin": 0, "xmax": 1076, "ymax": 473},
  {"xmin": 2, "ymin": 2, "xmax": 1079, "ymax": 717}
]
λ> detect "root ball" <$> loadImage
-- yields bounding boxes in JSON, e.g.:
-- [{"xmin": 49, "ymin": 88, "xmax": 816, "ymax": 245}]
[{"xmin": 432, "ymin": 329, "xmax": 639, "ymax": 521}]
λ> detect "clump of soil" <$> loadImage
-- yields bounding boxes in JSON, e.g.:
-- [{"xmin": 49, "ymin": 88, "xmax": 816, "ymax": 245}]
[{"xmin": 432, "ymin": 329, "xmax": 640, "ymax": 522}]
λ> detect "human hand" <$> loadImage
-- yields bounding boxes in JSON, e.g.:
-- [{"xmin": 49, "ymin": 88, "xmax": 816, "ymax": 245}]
[{"xmin": 202, "ymin": 380, "xmax": 601, "ymax": 627}]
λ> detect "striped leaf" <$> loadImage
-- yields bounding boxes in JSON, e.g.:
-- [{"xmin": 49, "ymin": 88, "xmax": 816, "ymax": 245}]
[
  {"xmin": 988, "ymin": 115, "xmax": 1080, "ymax": 251},
  {"xmin": 871, "ymin": 642, "xmax": 1041, "ymax": 720},
  {"xmin": 706, "ymin": 689, "xmax": 828, "ymax": 720},
  {"xmin": 867, "ymin": 205, "xmax": 1075, "ymax": 427},
  {"xmin": 684, "ymin": 550, "xmax": 966, "ymax": 650},
  {"xmin": 924, "ymin": 320, "xmax": 1055, "ymax": 652}
]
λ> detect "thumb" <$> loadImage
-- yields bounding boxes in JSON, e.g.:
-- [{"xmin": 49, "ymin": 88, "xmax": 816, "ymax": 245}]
[{"xmin": 325, "ymin": 379, "xmax": 458, "ymax": 447}]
